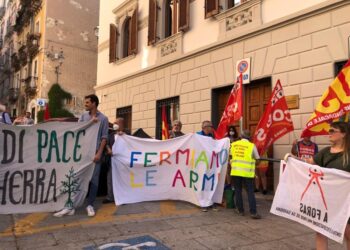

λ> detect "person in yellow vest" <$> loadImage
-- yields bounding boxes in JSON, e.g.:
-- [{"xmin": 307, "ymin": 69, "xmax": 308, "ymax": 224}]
[{"xmin": 230, "ymin": 130, "xmax": 261, "ymax": 219}]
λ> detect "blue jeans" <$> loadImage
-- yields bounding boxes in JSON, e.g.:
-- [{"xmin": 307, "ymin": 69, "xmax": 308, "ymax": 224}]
[
  {"xmin": 87, "ymin": 161, "xmax": 102, "ymax": 206},
  {"xmin": 232, "ymin": 176, "xmax": 257, "ymax": 214}
]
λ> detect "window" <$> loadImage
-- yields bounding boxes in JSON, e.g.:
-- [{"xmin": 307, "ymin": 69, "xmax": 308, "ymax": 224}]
[
  {"xmin": 148, "ymin": 0, "xmax": 190, "ymax": 45},
  {"xmin": 33, "ymin": 60, "xmax": 37, "ymax": 77},
  {"xmin": 66, "ymin": 96, "xmax": 77, "ymax": 107},
  {"xmin": 205, "ymin": 0, "xmax": 246, "ymax": 18},
  {"xmin": 116, "ymin": 106, "xmax": 132, "ymax": 133},
  {"xmin": 334, "ymin": 60, "xmax": 347, "ymax": 76},
  {"xmin": 156, "ymin": 97, "xmax": 179, "ymax": 139},
  {"xmin": 35, "ymin": 21, "xmax": 40, "ymax": 33},
  {"xmin": 109, "ymin": 2, "xmax": 138, "ymax": 63},
  {"xmin": 15, "ymin": 73, "xmax": 20, "ymax": 88}
]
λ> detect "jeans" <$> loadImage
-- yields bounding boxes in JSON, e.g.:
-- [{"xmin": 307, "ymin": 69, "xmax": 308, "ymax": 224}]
[
  {"xmin": 232, "ymin": 176, "xmax": 257, "ymax": 214},
  {"xmin": 106, "ymin": 162, "xmax": 114, "ymax": 201},
  {"xmin": 87, "ymin": 161, "xmax": 102, "ymax": 206}
]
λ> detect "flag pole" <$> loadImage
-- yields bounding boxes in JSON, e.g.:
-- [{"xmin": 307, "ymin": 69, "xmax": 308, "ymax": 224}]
[{"xmin": 239, "ymin": 73, "xmax": 244, "ymax": 135}]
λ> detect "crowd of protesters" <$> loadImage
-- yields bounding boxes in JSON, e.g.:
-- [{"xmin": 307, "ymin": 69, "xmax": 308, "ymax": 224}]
[{"xmin": 2, "ymin": 96, "xmax": 350, "ymax": 250}]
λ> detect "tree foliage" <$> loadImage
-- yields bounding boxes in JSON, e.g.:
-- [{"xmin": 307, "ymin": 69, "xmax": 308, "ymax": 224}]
[{"xmin": 37, "ymin": 83, "xmax": 74, "ymax": 122}]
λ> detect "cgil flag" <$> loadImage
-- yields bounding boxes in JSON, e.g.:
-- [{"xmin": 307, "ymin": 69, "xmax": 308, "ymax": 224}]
[
  {"xmin": 215, "ymin": 73, "xmax": 243, "ymax": 139},
  {"xmin": 301, "ymin": 59, "xmax": 350, "ymax": 137},
  {"xmin": 161, "ymin": 105, "xmax": 169, "ymax": 140},
  {"xmin": 253, "ymin": 80, "xmax": 294, "ymax": 155}
]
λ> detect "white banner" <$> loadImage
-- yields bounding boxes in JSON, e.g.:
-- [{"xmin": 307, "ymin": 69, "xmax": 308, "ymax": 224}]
[
  {"xmin": 0, "ymin": 121, "xmax": 99, "ymax": 214},
  {"xmin": 271, "ymin": 158, "xmax": 350, "ymax": 243},
  {"xmin": 112, "ymin": 134, "xmax": 230, "ymax": 207}
]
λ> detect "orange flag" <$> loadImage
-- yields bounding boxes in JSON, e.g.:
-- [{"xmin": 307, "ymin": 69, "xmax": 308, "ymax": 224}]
[
  {"xmin": 301, "ymin": 60, "xmax": 350, "ymax": 137},
  {"xmin": 161, "ymin": 105, "xmax": 169, "ymax": 140}
]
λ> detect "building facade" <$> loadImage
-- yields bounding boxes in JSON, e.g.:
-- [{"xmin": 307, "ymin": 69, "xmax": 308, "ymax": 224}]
[
  {"xmin": 0, "ymin": 0, "xmax": 99, "ymax": 119},
  {"xmin": 96, "ymin": 0, "xmax": 350, "ymax": 189}
]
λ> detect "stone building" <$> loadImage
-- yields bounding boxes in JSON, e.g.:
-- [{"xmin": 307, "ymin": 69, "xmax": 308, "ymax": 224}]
[
  {"xmin": 96, "ymin": 0, "xmax": 350, "ymax": 190},
  {"xmin": 0, "ymin": 0, "xmax": 99, "ymax": 119}
]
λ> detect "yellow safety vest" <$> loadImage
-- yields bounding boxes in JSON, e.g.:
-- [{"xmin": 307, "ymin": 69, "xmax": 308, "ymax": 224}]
[{"xmin": 230, "ymin": 140, "xmax": 256, "ymax": 178}]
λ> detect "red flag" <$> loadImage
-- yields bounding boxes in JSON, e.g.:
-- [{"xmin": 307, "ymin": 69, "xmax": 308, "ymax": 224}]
[
  {"xmin": 215, "ymin": 73, "xmax": 243, "ymax": 139},
  {"xmin": 44, "ymin": 103, "xmax": 51, "ymax": 121},
  {"xmin": 253, "ymin": 80, "xmax": 294, "ymax": 155},
  {"xmin": 161, "ymin": 105, "xmax": 169, "ymax": 140},
  {"xmin": 301, "ymin": 59, "xmax": 350, "ymax": 137}
]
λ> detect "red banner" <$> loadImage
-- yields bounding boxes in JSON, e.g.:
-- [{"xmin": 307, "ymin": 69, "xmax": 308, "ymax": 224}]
[
  {"xmin": 215, "ymin": 74, "xmax": 243, "ymax": 139},
  {"xmin": 253, "ymin": 80, "xmax": 294, "ymax": 155},
  {"xmin": 301, "ymin": 59, "xmax": 350, "ymax": 137},
  {"xmin": 161, "ymin": 105, "xmax": 169, "ymax": 140}
]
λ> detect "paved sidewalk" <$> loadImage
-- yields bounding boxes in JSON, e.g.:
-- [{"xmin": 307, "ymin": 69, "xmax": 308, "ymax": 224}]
[{"xmin": 0, "ymin": 194, "xmax": 347, "ymax": 250}]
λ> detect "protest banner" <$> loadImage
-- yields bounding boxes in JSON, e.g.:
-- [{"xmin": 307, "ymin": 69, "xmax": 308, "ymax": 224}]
[
  {"xmin": 271, "ymin": 158, "xmax": 350, "ymax": 243},
  {"xmin": 112, "ymin": 134, "xmax": 230, "ymax": 207},
  {"xmin": 0, "ymin": 121, "xmax": 99, "ymax": 214}
]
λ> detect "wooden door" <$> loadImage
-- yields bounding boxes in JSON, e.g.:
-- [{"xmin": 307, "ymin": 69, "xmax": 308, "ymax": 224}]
[
  {"xmin": 244, "ymin": 78, "xmax": 273, "ymax": 191},
  {"xmin": 244, "ymin": 79, "xmax": 271, "ymax": 134}
]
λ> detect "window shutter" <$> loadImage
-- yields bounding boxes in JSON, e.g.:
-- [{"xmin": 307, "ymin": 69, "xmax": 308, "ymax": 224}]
[
  {"xmin": 178, "ymin": 0, "xmax": 189, "ymax": 32},
  {"xmin": 205, "ymin": 0, "xmax": 219, "ymax": 19},
  {"xmin": 227, "ymin": 0, "xmax": 234, "ymax": 9},
  {"xmin": 148, "ymin": 0, "xmax": 157, "ymax": 45},
  {"xmin": 109, "ymin": 23, "xmax": 117, "ymax": 63},
  {"xmin": 129, "ymin": 8, "xmax": 138, "ymax": 54}
]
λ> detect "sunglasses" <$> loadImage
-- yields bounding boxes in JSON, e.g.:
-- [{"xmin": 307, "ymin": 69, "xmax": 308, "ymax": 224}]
[{"xmin": 329, "ymin": 128, "xmax": 342, "ymax": 134}]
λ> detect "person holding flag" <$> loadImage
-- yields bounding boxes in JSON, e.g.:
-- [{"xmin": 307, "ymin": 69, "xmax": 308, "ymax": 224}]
[
  {"xmin": 230, "ymin": 130, "xmax": 261, "ymax": 219},
  {"xmin": 297, "ymin": 121, "xmax": 350, "ymax": 249},
  {"xmin": 296, "ymin": 60, "xmax": 350, "ymax": 249},
  {"xmin": 215, "ymin": 73, "xmax": 243, "ymax": 139}
]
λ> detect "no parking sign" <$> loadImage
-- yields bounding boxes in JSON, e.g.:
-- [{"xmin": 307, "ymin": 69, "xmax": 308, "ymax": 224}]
[
  {"xmin": 36, "ymin": 98, "xmax": 47, "ymax": 107},
  {"xmin": 236, "ymin": 58, "xmax": 251, "ymax": 84}
]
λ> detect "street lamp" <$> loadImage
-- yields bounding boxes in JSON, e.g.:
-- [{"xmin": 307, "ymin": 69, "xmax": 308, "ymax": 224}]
[{"xmin": 46, "ymin": 46, "xmax": 64, "ymax": 84}]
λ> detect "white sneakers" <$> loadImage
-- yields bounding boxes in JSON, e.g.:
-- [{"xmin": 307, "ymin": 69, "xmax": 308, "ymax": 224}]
[
  {"xmin": 53, "ymin": 208, "xmax": 75, "ymax": 217},
  {"xmin": 86, "ymin": 205, "xmax": 95, "ymax": 217},
  {"xmin": 53, "ymin": 206, "xmax": 96, "ymax": 217}
]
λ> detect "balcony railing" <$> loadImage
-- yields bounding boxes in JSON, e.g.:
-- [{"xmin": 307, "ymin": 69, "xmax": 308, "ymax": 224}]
[
  {"xmin": 27, "ymin": 32, "xmax": 41, "ymax": 58},
  {"xmin": 30, "ymin": 0, "xmax": 42, "ymax": 13},
  {"xmin": 8, "ymin": 87, "xmax": 20, "ymax": 103},
  {"xmin": 11, "ymin": 53, "xmax": 21, "ymax": 71},
  {"xmin": 0, "ymin": 64, "xmax": 12, "ymax": 75},
  {"xmin": 18, "ymin": 45, "xmax": 28, "ymax": 66},
  {"xmin": 24, "ymin": 76, "xmax": 38, "ymax": 98},
  {"xmin": 15, "ymin": 0, "xmax": 42, "ymax": 34},
  {"xmin": 5, "ymin": 25, "xmax": 14, "ymax": 40}
]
